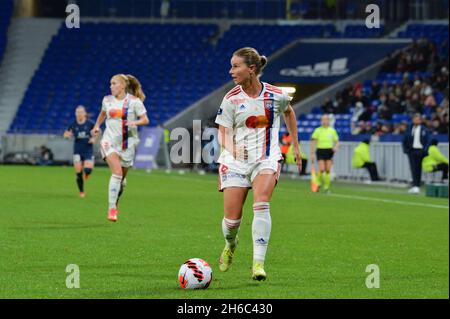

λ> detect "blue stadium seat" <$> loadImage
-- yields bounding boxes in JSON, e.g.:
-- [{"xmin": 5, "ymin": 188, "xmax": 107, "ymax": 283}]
[
  {"xmin": 12, "ymin": 21, "xmax": 341, "ymax": 133},
  {"xmin": 0, "ymin": 0, "xmax": 13, "ymax": 64}
]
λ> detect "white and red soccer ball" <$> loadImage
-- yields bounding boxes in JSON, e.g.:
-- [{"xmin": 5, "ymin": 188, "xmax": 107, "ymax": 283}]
[{"xmin": 178, "ymin": 258, "xmax": 212, "ymax": 289}]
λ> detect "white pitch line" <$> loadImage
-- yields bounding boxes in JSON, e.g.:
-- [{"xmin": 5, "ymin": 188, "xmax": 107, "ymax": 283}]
[{"xmin": 328, "ymin": 193, "xmax": 449, "ymax": 210}]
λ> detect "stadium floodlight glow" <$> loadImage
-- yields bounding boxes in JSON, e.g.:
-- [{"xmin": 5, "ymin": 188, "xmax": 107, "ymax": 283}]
[{"xmin": 279, "ymin": 86, "xmax": 296, "ymax": 94}]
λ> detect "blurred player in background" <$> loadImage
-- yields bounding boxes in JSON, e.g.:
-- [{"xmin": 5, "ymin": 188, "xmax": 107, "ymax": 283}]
[
  {"xmin": 215, "ymin": 47, "xmax": 302, "ymax": 281},
  {"xmin": 63, "ymin": 105, "xmax": 96, "ymax": 198},
  {"xmin": 91, "ymin": 74, "xmax": 149, "ymax": 222},
  {"xmin": 310, "ymin": 114, "xmax": 339, "ymax": 193}
]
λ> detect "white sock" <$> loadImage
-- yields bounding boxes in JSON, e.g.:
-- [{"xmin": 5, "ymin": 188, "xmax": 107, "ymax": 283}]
[
  {"xmin": 222, "ymin": 217, "xmax": 241, "ymax": 247},
  {"xmin": 108, "ymin": 174, "xmax": 122, "ymax": 209},
  {"xmin": 252, "ymin": 202, "xmax": 271, "ymax": 263}
]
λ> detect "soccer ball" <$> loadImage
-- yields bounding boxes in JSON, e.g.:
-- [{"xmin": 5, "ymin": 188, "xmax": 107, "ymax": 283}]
[{"xmin": 178, "ymin": 258, "xmax": 212, "ymax": 289}]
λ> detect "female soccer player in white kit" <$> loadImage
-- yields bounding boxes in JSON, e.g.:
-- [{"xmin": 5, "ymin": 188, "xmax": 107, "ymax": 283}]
[
  {"xmin": 215, "ymin": 47, "xmax": 302, "ymax": 280},
  {"xmin": 91, "ymin": 74, "xmax": 149, "ymax": 222}
]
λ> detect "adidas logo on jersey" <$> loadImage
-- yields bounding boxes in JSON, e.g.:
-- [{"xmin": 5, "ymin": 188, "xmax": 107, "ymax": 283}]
[{"xmin": 239, "ymin": 104, "xmax": 246, "ymax": 110}]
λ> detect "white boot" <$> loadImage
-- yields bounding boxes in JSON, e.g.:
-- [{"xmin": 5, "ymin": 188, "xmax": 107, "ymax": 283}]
[{"xmin": 408, "ymin": 186, "xmax": 420, "ymax": 194}]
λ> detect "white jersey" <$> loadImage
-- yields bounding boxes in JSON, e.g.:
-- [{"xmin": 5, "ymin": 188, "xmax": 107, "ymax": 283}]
[
  {"xmin": 101, "ymin": 93, "xmax": 147, "ymax": 150},
  {"xmin": 215, "ymin": 82, "xmax": 292, "ymax": 165}
]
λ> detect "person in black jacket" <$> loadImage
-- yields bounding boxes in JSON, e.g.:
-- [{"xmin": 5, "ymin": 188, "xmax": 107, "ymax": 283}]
[{"xmin": 402, "ymin": 113, "xmax": 430, "ymax": 194}]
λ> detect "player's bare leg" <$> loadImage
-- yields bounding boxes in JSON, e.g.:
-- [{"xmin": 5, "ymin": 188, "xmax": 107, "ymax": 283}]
[
  {"xmin": 219, "ymin": 187, "xmax": 248, "ymax": 272},
  {"xmin": 105, "ymin": 153, "xmax": 122, "ymax": 222},
  {"xmin": 324, "ymin": 160, "xmax": 333, "ymax": 193},
  {"xmin": 116, "ymin": 166, "xmax": 129, "ymax": 208},
  {"xmin": 251, "ymin": 170, "xmax": 277, "ymax": 281},
  {"xmin": 83, "ymin": 160, "xmax": 94, "ymax": 181}
]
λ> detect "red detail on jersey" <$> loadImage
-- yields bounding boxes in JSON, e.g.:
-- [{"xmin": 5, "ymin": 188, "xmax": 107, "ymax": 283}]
[
  {"xmin": 230, "ymin": 98, "xmax": 246, "ymax": 105},
  {"xmin": 262, "ymin": 102, "xmax": 272, "ymax": 158},
  {"xmin": 245, "ymin": 115, "xmax": 269, "ymax": 128},
  {"xmin": 121, "ymin": 98, "xmax": 129, "ymax": 151},
  {"xmin": 265, "ymin": 84, "xmax": 282, "ymax": 94},
  {"xmin": 225, "ymin": 86, "xmax": 241, "ymax": 99}
]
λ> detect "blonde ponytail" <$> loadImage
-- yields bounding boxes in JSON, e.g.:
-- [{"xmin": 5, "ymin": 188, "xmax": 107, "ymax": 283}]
[{"xmin": 126, "ymin": 74, "xmax": 146, "ymax": 102}]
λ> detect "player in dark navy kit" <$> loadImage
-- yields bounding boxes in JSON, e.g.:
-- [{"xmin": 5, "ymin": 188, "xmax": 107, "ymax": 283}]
[{"xmin": 64, "ymin": 106, "xmax": 97, "ymax": 198}]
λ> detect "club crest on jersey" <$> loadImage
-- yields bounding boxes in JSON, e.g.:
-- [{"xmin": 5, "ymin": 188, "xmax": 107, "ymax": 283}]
[
  {"xmin": 264, "ymin": 99, "xmax": 274, "ymax": 111},
  {"xmin": 217, "ymin": 108, "xmax": 223, "ymax": 115}
]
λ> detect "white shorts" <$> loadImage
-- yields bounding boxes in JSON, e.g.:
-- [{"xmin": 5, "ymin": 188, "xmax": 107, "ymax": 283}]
[
  {"xmin": 218, "ymin": 159, "xmax": 281, "ymax": 191},
  {"xmin": 100, "ymin": 140, "xmax": 136, "ymax": 168}
]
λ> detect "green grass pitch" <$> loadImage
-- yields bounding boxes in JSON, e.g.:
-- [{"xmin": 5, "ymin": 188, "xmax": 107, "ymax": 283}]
[{"xmin": 0, "ymin": 165, "xmax": 448, "ymax": 299}]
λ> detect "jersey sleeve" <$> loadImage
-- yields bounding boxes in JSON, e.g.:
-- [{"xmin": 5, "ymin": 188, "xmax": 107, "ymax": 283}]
[
  {"xmin": 333, "ymin": 129, "xmax": 339, "ymax": 142},
  {"xmin": 311, "ymin": 128, "xmax": 319, "ymax": 140},
  {"xmin": 66, "ymin": 121, "xmax": 75, "ymax": 132},
  {"xmin": 133, "ymin": 99, "xmax": 147, "ymax": 117},
  {"xmin": 279, "ymin": 91, "xmax": 293, "ymax": 113},
  {"xmin": 215, "ymin": 97, "xmax": 235, "ymax": 128},
  {"xmin": 101, "ymin": 96, "xmax": 107, "ymax": 113}
]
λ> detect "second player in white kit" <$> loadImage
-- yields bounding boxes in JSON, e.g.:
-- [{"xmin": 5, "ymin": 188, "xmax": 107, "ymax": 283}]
[
  {"xmin": 92, "ymin": 74, "xmax": 149, "ymax": 222},
  {"xmin": 100, "ymin": 92, "xmax": 147, "ymax": 168}
]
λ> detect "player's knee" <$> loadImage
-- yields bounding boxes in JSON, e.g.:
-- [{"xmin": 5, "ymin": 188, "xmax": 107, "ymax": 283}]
[
  {"xmin": 84, "ymin": 168, "xmax": 92, "ymax": 175},
  {"xmin": 224, "ymin": 211, "xmax": 242, "ymax": 220},
  {"xmin": 254, "ymin": 195, "xmax": 271, "ymax": 203}
]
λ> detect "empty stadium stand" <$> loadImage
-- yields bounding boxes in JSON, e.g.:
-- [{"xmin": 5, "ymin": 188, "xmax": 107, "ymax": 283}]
[{"xmin": 7, "ymin": 22, "xmax": 336, "ymax": 134}]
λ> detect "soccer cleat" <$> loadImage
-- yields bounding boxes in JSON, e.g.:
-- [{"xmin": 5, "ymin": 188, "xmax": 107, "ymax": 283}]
[
  {"xmin": 218, "ymin": 236, "xmax": 239, "ymax": 272},
  {"xmin": 408, "ymin": 186, "xmax": 420, "ymax": 194},
  {"xmin": 107, "ymin": 208, "xmax": 118, "ymax": 222},
  {"xmin": 79, "ymin": 192, "xmax": 85, "ymax": 198},
  {"xmin": 252, "ymin": 262, "xmax": 267, "ymax": 281}
]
